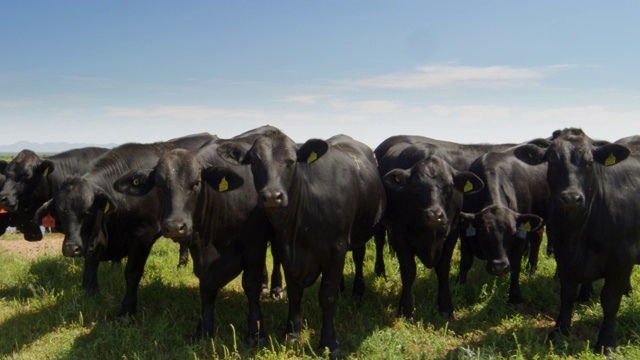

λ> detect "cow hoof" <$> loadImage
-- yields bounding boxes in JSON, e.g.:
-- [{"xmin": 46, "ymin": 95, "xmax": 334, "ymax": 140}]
[
  {"xmin": 248, "ymin": 335, "xmax": 268, "ymax": 349},
  {"xmin": 439, "ymin": 311, "xmax": 455, "ymax": 321},
  {"xmin": 319, "ymin": 346, "xmax": 340, "ymax": 359},
  {"xmin": 270, "ymin": 287, "xmax": 284, "ymax": 300},
  {"xmin": 285, "ymin": 332, "xmax": 301, "ymax": 346}
]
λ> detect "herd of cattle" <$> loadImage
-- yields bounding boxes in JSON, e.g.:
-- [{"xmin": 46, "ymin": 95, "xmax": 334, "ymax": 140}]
[{"xmin": 1, "ymin": 126, "xmax": 639, "ymax": 356}]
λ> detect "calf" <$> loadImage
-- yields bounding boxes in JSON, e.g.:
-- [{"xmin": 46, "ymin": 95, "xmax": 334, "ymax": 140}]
[
  {"xmin": 515, "ymin": 128, "xmax": 640, "ymax": 353},
  {"xmin": 221, "ymin": 130, "xmax": 386, "ymax": 356},
  {"xmin": 376, "ymin": 140, "xmax": 483, "ymax": 321},
  {"xmin": 372, "ymin": 135, "xmax": 513, "ymax": 278},
  {"xmin": 457, "ymin": 149, "xmax": 546, "ymax": 306}
]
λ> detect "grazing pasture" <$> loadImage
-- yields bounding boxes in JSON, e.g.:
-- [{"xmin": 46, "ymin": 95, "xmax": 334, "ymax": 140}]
[{"xmin": 3, "ymin": 231, "xmax": 640, "ymax": 359}]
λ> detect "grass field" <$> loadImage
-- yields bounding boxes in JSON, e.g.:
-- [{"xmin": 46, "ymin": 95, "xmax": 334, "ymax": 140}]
[{"xmin": 1, "ymin": 231, "xmax": 639, "ymax": 359}]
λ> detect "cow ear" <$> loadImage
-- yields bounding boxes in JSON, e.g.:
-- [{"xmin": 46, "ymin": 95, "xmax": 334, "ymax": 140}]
[
  {"xmin": 453, "ymin": 172, "xmax": 484, "ymax": 195},
  {"xmin": 514, "ymin": 144, "xmax": 547, "ymax": 166},
  {"xmin": 516, "ymin": 213, "xmax": 544, "ymax": 233},
  {"xmin": 216, "ymin": 142, "xmax": 251, "ymax": 165},
  {"xmin": 202, "ymin": 167, "xmax": 244, "ymax": 193},
  {"xmin": 95, "ymin": 192, "xmax": 116, "ymax": 214},
  {"xmin": 113, "ymin": 169, "xmax": 156, "ymax": 196},
  {"xmin": 34, "ymin": 198, "xmax": 56, "ymax": 225},
  {"xmin": 382, "ymin": 169, "xmax": 410, "ymax": 192},
  {"xmin": 37, "ymin": 159, "xmax": 55, "ymax": 178},
  {"xmin": 593, "ymin": 144, "xmax": 630, "ymax": 166},
  {"xmin": 297, "ymin": 139, "xmax": 329, "ymax": 164}
]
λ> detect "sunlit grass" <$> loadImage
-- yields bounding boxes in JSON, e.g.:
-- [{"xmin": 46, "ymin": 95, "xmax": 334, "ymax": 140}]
[{"xmin": 1, "ymin": 230, "xmax": 638, "ymax": 359}]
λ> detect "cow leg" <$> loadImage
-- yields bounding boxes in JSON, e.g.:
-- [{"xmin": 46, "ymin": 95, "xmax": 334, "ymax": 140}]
[
  {"xmin": 317, "ymin": 256, "xmax": 345, "ymax": 358},
  {"xmin": 82, "ymin": 254, "xmax": 100, "ymax": 295},
  {"xmin": 595, "ymin": 269, "xmax": 632, "ymax": 353},
  {"xmin": 373, "ymin": 224, "xmax": 387, "ymax": 278},
  {"xmin": 551, "ymin": 274, "xmax": 579, "ymax": 341},
  {"xmin": 197, "ymin": 285, "xmax": 220, "ymax": 339},
  {"xmin": 435, "ymin": 232, "xmax": 456, "ymax": 319},
  {"xmin": 118, "ymin": 240, "xmax": 154, "ymax": 317},
  {"xmin": 196, "ymin": 254, "xmax": 245, "ymax": 340},
  {"xmin": 243, "ymin": 240, "xmax": 269, "ymax": 347},
  {"xmin": 177, "ymin": 243, "xmax": 189, "ymax": 268},
  {"xmin": 456, "ymin": 235, "xmax": 473, "ymax": 284},
  {"xmin": 507, "ymin": 253, "xmax": 524, "ymax": 307},
  {"xmin": 577, "ymin": 281, "xmax": 594, "ymax": 302},
  {"xmin": 284, "ymin": 272, "xmax": 304, "ymax": 340},
  {"xmin": 526, "ymin": 229, "xmax": 543, "ymax": 273},
  {"xmin": 269, "ymin": 244, "xmax": 284, "ymax": 300},
  {"xmin": 396, "ymin": 251, "xmax": 417, "ymax": 321},
  {"xmin": 351, "ymin": 245, "xmax": 366, "ymax": 299}
]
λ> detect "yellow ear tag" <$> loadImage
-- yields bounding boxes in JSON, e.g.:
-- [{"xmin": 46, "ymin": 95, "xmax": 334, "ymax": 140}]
[
  {"xmin": 605, "ymin": 153, "xmax": 616, "ymax": 166},
  {"xmin": 133, "ymin": 179, "xmax": 140, "ymax": 186},
  {"xmin": 307, "ymin": 150, "xmax": 318, "ymax": 164},
  {"xmin": 43, "ymin": 167, "xmax": 50, "ymax": 177},
  {"xmin": 104, "ymin": 201, "xmax": 110, "ymax": 214},
  {"xmin": 463, "ymin": 180, "xmax": 473, "ymax": 192},
  {"xmin": 219, "ymin": 176, "xmax": 229, "ymax": 192},
  {"xmin": 523, "ymin": 221, "xmax": 531, "ymax": 232}
]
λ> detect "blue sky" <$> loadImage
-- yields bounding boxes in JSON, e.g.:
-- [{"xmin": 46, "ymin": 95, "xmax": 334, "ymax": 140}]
[{"xmin": 2, "ymin": 1, "xmax": 639, "ymax": 148}]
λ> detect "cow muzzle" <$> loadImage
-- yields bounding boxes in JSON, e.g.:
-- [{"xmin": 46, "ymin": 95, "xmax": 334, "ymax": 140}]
[
  {"xmin": 0, "ymin": 195, "xmax": 17, "ymax": 212},
  {"xmin": 558, "ymin": 190, "xmax": 585, "ymax": 210},
  {"xmin": 425, "ymin": 208, "xmax": 447, "ymax": 229},
  {"xmin": 260, "ymin": 189, "xmax": 288, "ymax": 208},
  {"xmin": 162, "ymin": 219, "xmax": 191, "ymax": 240},
  {"xmin": 63, "ymin": 240, "xmax": 84, "ymax": 257},
  {"xmin": 488, "ymin": 258, "xmax": 510, "ymax": 276}
]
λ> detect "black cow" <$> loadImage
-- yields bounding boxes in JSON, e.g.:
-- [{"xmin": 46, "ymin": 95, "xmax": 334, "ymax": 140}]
[
  {"xmin": 113, "ymin": 126, "xmax": 282, "ymax": 345},
  {"xmin": 514, "ymin": 128, "xmax": 640, "ymax": 353},
  {"xmin": 221, "ymin": 130, "xmax": 386, "ymax": 356},
  {"xmin": 376, "ymin": 140, "xmax": 484, "ymax": 321},
  {"xmin": 372, "ymin": 135, "xmax": 513, "ymax": 278},
  {"xmin": 457, "ymin": 149, "xmax": 546, "ymax": 306},
  {"xmin": 37, "ymin": 133, "xmax": 216, "ymax": 317},
  {"xmin": 0, "ymin": 147, "xmax": 110, "ymax": 240}
]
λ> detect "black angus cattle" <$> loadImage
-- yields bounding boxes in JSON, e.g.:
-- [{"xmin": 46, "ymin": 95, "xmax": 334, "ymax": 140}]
[
  {"xmin": 0, "ymin": 147, "xmax": 110, "ymax": 240},
  {"xmin": 372, "ymin": 135, "xmax": 514, "ymax": 278},
  {"xmin": 514, "ymin": 128, "xmax": 640, "ymax": 353},
  {"xmin": 37, "ymin": 133, "xmax": 216, "ymax": 317},
  {"xmin": 457, "ymin": 148, "xmax": 546, "ymax": 306},
  {"xmin": 113, "ymin": 126, "xmax": 281, "ymax": 345},
  {"xmin": 220, "ymin": 130, "xmax": 386, "ymax": 356},
  {"xmin": 0, "ymin": 163, "xmax": 10, "ymax": 236},
  {"xmin": 375, "ymin": 139, "xmax": 484, "ymax": 321}
]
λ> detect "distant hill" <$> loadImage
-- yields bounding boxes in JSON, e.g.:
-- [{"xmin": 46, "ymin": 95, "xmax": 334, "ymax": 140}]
[{"xmin": 0, "ymin": 141, "xmax": 118, "ymax": 153}]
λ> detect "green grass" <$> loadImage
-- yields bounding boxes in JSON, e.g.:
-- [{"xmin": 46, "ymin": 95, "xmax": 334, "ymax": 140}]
[{"xmin": 2, "ymin": 233, "xmax": 639, "ymax": 359}]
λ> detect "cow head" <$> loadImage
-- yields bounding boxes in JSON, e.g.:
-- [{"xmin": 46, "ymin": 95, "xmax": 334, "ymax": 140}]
[
  {"xmin": 113, "ymin": 149, "xmax": 244, "ymax": 242},
  {"xmin": 0, "ymin": 150, "xmax": 54, "ymax": 212},
  {"xmin": 48, "ymin": 177, "xmax": 115, "ymax": 257},
  {"xmin": 383, "ymin": 156, "xmax": 484, "ymax": 267},
  {"xmin": 460, "ymin": 205, "xmax": 543, "ymax": 276},
  {"xmin": 515, "ymin": 128, "xmax": 630, "ymax": 220},
  {"xmin": 219, "ymin": 131, "xmax": 328, "ymax": 210}
]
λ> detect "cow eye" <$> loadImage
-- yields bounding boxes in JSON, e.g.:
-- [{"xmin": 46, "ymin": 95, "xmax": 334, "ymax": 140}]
[
  {"xmin": 284, "ymin": 159, "xmax": 295, "ymax": 168},
  {"xmin": 192, "ymin": 180, "xmax": 201, "ymax": 189}
]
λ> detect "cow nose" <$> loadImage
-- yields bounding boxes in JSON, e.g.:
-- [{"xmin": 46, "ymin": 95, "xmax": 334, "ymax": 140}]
[
  {"xmin": 261, "ymin": 189, "xmax": 286, "ymax": 208},
  {"xmin": 163, "ymin": 220, "xmax": 188, "ymax": 238},
  {"xmin": 63, "ymin": 242, "xmax": 84, "ymax": 257},
  {"xmin": 426, "ymin": 208, "xmax": 446, "ymax": 226},
  {"xmin": 490, "ymin": 259, "xmax": 510, "ymax": 276},
  {"xmin": 559, "ymin": 191, "xmax": 584, "ymax": 209}
]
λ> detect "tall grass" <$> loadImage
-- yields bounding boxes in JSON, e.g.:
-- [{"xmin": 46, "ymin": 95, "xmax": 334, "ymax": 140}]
[{"xmin": 1, "ymin": 232, "xmax": 639, "ymax": 359}]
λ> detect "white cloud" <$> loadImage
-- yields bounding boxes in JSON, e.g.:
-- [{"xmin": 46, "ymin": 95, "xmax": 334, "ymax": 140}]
[
  {"xmin": 105, "ymin": 106, "xmax": 268, "ymax": 120},
  {"xmin": 278, "ymin": 94, "xmax": 331, "ymax": 105},
  {"xmin": 343, "ymin": 64, "xmax": 572, "ymax": 90}
]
